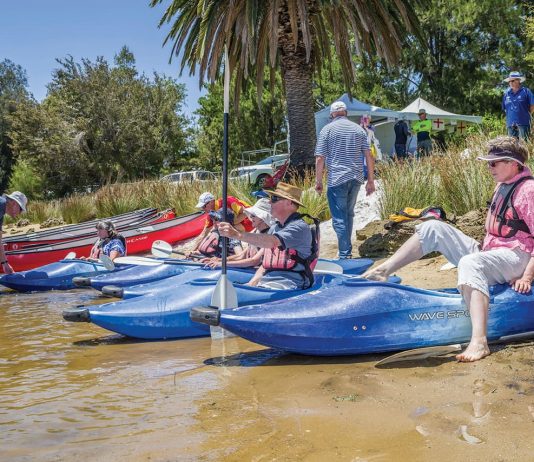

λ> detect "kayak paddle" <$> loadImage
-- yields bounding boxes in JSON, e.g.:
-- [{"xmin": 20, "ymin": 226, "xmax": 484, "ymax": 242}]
[{"xmin": 151, "ymin": 240, "xmax": 203, "ymax": 260}]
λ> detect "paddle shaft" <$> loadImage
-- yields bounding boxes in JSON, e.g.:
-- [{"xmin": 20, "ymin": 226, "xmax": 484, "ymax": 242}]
[{"xmin": 221, "ymin": 48, "xmax": 230, "ymax": 283}]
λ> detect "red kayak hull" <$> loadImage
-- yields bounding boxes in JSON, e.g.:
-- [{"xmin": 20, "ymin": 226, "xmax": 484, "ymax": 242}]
[{"xmin": 4, "ymin": 212, "xmax": 204, "ymax": 272}]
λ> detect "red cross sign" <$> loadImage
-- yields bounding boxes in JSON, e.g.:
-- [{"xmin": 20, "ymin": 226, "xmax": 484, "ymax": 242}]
[{"xmin": 457, "ymin": 122, "xmax": 467, "ymax": 134}]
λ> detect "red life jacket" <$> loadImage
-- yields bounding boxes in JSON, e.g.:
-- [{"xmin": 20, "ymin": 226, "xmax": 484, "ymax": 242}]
[
  {"xmin": 486, "ymin": 176, "xmax": 533, "ymax": 238},
  {"xmin": 198, "ymin": 232, "xmax": 221, "ymax": 257},
  {"xmin": 263, "ymin": 214, "xmax": 320, "ymax": 289}
]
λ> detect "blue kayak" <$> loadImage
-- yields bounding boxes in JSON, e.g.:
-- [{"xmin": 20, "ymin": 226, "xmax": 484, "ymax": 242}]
[
  {"xmin": 190, "ymin": 279, "xmax": 534, "ymax": 356},
  {"xmin": 62, "ymin": 273, "xmax": 346, "ymax": 339},
  {"xmin": 0, "ymin": 259, "xmax": 131, "ymax": 292},
  {"xmin": 94, "ymin": 257, "xmax": 374, "ymax": 298}
]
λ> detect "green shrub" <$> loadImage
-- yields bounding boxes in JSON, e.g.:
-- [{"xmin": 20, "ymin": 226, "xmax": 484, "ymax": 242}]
[{"xmin": 8, "ymin": 160, "xmax": 44, "ymax": 200}]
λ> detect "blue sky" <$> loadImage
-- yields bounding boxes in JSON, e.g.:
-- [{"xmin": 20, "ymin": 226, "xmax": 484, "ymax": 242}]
[{"xmin": 0, "ymin": 0, "xmax": 205, "ymax": 116}]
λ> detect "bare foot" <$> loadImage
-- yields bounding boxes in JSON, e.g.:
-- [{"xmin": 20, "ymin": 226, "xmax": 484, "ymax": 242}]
[
  {"xmin": 362, "ymin": 267, "xmax": 388, "ymax": 282},
  {"xmin": 456, "ymin": 339, "xmax": 490, "ymax": 362}
]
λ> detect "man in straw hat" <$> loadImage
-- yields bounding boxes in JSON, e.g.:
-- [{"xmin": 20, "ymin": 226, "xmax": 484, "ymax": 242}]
[
  {"xmin": 315, "ymin": 100, "xmax": 375, "ymax": 260},
  {"xmin": 502, "ymin": 71, "xmax": 534, "ymax": 141},
  {"xmin": 363, "ymin": 136, "xmax": 534, "ymax": 362},
  {"xmin": 218, "ymin": 182, "xmax": 315, "ymax": 290},
  {"xmin": 0, "ymin": 191, "xmax": 28, "ymax": 274}
]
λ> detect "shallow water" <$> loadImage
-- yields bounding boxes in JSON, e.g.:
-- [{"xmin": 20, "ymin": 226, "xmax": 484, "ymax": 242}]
[{"xmin": 1, "ymin": 287, "xmax": 533, "ymax": 462}]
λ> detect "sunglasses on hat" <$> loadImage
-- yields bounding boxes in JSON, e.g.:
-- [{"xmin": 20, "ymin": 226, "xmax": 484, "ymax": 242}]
[{"xmin": 269, "ymin": 195, "xmax": 284, "ymax": 203}]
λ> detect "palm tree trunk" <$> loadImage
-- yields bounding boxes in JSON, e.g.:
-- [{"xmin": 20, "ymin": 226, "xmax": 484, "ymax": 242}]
[{"xmin": 278, "ymin": 6, "xmax": 317, "ymax": 169}]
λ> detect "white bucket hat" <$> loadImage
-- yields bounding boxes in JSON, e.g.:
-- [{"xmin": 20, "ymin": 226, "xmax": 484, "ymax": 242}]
[
  {"xmin": 5, "ymin": 191, "xmax": 28, "ymax": 212},
  {"xmin": 503, "ymin": 71, "xmax": 526, "ymax": 83},
  {"xmin": 195, "ymin": 192, "xmax": 215, "ymax": 209},
  {"xmin": 244, "ymin": 198, "xmax": 275, "ymax": 227}
]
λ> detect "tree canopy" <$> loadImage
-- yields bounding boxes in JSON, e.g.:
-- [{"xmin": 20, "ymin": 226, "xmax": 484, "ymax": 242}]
[{"xmin": 8, "ymin": 47, "xmax": 191, "ymax": 197}]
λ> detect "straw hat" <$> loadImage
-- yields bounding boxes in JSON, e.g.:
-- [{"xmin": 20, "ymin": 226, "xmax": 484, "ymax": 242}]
[
  {"xmin": 503, "ymin": 71, "xmax": 526, "ymax": 83},
  {"xmin": 264, "ymin": 182, "xmax": 304, "ymax": 207},
  {"xmin": 244, "ymin": 198, "xmax": 275, "ymax": 226}
]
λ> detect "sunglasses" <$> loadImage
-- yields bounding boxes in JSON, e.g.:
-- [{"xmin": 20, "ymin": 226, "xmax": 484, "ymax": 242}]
[
  {"xmin": 488, "ymin": 160, "xmax": 509, "ymax": 168},
  {"xmin": 269, "ymin": 195, "xmax": 284, "ymax": 203}
]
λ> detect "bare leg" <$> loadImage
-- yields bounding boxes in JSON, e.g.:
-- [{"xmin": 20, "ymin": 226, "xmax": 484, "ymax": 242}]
[
  {"xmin": 363, "ymin": 234, "xmax": 424, "ymax": 281},
  {"xmin": 456, "ymin": 285, "xmax": 490, "ymax": 362}
]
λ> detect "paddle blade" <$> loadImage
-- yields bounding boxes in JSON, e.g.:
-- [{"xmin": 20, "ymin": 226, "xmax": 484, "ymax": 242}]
[
  {"xmin": 151, "ymin": 240, "xmax": 173, "ymax": 257},
  {"xmin": 375, "ymin": 344, "xmax": 462, "ymax": 367},
  {"xmin": 113, "ymin": 256, "xmax": 162, "ymax": 266},
  {"xmin": 314, "ymin": 261, "xmax": 343, "ymax": 275},
  {"xmin": 99, "ymin": 255, "xmax": 115, "ymax": 271},
  {"xmin": 64, "ymin": 251, "xmax": 76, "ymax": 260},
  {"xmin": 210, "ymin": 274, "xmax": 238, "ymax": 309}
]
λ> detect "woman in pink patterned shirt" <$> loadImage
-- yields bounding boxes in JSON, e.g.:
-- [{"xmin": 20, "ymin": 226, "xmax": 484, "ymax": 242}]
[{"xmin": 364, "ymin": 136, "xmax": 534, "ymax": 362}]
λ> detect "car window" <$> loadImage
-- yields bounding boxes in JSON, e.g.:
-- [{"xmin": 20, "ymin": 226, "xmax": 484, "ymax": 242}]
[
  {"xmin": 181, "ymin": 173, "xmax": 194, "ymax": 182},
  {"xmin": 196, "ymin": 171, "xmax": 213, "ymax": 180}
]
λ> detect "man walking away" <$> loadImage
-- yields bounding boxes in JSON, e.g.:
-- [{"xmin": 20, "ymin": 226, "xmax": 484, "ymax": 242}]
[{"xmin": 315, "ymin": 101, "xmax": 375, "ymax": 259}]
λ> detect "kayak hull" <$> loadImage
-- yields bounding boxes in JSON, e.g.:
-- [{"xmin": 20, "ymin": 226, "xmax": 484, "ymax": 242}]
[
  {"xmin": 0, "ymin": 259, "xmax": 130, "ymax": 292},
  {"xmin": 94, "ymin": 257, "xmax": 374, "ymax": 298},
  {"xmin": 213, "ymin": 280, "xmax": 534, "ymax": 355},
  {"xmin": 64, "ymin": 274, "xmax": 343, "ymax": 339}
]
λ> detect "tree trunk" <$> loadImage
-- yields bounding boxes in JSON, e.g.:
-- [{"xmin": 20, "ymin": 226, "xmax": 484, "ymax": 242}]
[{"xmin": 278, "ymin": 5, "xmax": 317, "ymax": 169}]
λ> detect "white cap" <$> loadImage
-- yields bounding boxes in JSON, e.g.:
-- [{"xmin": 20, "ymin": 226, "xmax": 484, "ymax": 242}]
[
  {"xmin": 244, "ymin": 198, "xmax": 275, "ymax": 227},
  {"xmin": 6, "ymin": 191, "xmax": 28, "ymax": 212},
  {"xmin": 330, "ymin": 101, "xmax": 347, "ymax": 113},
  {"xmin": 195, "ymin": 192, "xmax": 215, "ymax": 209}
]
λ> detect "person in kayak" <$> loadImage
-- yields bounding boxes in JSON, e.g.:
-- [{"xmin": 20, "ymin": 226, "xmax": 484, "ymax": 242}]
[
  {"xmin": 82, "ymin": 220, "xmax": 126, "ymax": 261},
  {"xmin": 0, "ymin": 191, "xmax": 28, "ymax": 274},
  {"xmin": 363, "ymin": 136, "xmax": 534, "ymax": 362},
  {"xmin": 195, "ymin": 209, "xmax": 243, "ymax": 259},
  {"xmin": 218, "ymin": 182, "xmax": 317, "ymax": 290},
  {"xmin": 202, "ymin": 198, "xmax": 275, "ymax": 269},
  {"xmin": 187, "ymin": 192, "xmax": 253, "ymax": 257}
]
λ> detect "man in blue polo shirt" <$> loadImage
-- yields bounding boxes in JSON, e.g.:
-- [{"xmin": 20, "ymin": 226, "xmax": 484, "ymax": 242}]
[
  {"xmin": 314, "ymin": 101, "xmax": 375, "ymax": 259},
  {"xmin": 502, "ymin": 71, "xmax": 534, "ymax": 140}
]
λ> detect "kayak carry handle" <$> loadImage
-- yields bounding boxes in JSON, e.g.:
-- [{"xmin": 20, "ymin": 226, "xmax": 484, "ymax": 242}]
[
  {"xmin": 190, "ymin": 306, "xmax": 220, "ymax": 326},
  {"xmin": 72, "ymin": 276, "xmax": 91, "ymax": 287},
  {"xmin": 101, "ymin": 285, "xmax": 124, "ymax": 298},
  {"xmin": 63, "ymin": 307, "xmax": 91, "ymax": 323}
]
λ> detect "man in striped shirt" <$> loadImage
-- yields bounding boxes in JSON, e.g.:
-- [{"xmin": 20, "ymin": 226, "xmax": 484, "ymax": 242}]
[{"xmin": 315, "ymin": 101, "xmax": 376, "ymax": 259}]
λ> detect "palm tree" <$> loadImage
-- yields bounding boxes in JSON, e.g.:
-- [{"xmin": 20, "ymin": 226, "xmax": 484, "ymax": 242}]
[{"xmin": 151, "ymin": 0, "xmax": 422, "ymax": 167}]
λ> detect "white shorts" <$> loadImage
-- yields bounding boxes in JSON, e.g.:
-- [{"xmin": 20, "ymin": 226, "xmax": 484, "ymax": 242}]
[{"xmin": 415, "ymin": 220, "xmax": 531, "ymax": 297}]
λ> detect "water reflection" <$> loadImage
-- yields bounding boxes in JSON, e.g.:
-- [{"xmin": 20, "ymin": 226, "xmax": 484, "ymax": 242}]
[{"xmin": 0, "ymin": 289, "xmax": 250, "ymax": 460}]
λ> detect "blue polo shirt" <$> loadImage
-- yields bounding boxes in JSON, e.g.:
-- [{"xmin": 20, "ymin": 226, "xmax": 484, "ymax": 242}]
[{"xmin": 502, "ymin": 86, "xmax": 534, "ymax": 126}]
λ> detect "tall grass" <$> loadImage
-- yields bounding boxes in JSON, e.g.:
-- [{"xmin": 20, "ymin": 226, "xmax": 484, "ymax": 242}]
[
  {"xmin": 378, "ymin": 133, "xmax": 533, "ymax": 219},
  {"xmin": 60, "ymin": 195, "xmax": 97, "ymax": 223}
]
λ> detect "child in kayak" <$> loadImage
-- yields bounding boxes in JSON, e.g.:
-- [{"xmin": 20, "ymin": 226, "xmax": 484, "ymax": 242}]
[
  {"xmin": 363, "ymin": 136, "xmax": 534, "ymax": 362},
  {"xmin": 82, "ymin": 220, "xmax": 126, "ymax": 262}
]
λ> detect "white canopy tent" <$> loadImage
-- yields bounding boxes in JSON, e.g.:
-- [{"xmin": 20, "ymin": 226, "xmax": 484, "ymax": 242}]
[{"xmin": 315, "ymin": 95, "xmax": 483, "ymax": 157}]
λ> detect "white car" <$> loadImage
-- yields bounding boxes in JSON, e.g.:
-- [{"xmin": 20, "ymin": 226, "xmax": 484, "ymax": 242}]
[
  {"xmin": 230, "ymin": 154, "xmax": 289, "ymax": 187},
  {"xmin": 161, "ymin": 170, "xmax": 217, "ymax": 184}
]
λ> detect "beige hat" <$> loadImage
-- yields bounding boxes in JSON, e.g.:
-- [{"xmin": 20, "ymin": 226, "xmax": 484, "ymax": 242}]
[
  {"xmin": 245, "ymin": 198, "xmax": 275, "ymax": 226},
  {"xmin": 264, "ymin": 182, "xmax": 304, "ymax": 207}
]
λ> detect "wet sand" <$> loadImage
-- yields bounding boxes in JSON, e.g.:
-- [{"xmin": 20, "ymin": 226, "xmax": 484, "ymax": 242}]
[{"xmin": 1, "ymin": 250, "xmax": 533, "ymax": 461}]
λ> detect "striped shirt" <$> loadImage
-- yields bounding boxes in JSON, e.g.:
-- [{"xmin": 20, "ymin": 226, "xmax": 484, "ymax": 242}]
[{"xmin": 315, "ymin": 116, "xmax": 369, "ymax": 187}]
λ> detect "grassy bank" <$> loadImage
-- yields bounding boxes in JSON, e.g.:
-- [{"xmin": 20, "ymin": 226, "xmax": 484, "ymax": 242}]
[
  {"xmin": 6, "ymin": 169, "xmax": 331, "ymax": 227},
  {"xmin": 377, "ymin": 134, "xmax": 534, "ymax": 219}
]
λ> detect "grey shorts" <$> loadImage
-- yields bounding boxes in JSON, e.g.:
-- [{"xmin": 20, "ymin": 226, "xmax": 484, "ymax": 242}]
[{"xmin": 415, "ymin": 220, "xmax": 531, "ymax": 297}]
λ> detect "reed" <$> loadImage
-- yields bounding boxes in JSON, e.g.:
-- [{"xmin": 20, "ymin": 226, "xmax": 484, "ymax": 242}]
[{"xmin": 60, "ymin": 195, "xmax": 97, "ymax": 224}]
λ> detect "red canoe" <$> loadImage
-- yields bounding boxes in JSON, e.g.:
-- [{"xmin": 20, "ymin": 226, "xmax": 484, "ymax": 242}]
[
  {"xmin": 2, "ymin": 208, "xmax": 178, "ymax": 252},
  {"xmin": 4, "ymin": 212, "xmax": 205, "ymax": 272}
]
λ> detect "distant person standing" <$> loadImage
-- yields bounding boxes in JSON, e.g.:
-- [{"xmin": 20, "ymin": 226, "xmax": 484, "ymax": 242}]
[
  {"xmin": 0, "ymin": 191, "xmax": 28, "ymax": 274},
  {"xmin": 502, "ymin": 71, "xmax": 534, "ymax": 141},
  {"xmin": 393, "ymin": 116, "xmax": 410, "ymax": 159},
  {"xmin": 411, "ymin": 108, "xmax": 433, "ymax": 157},
  {"xmin": 360, "ymin": 114, "xmax": 382, "ymax": 161},
  {"xmin": 315, "ymin": 101, "xmax": 375, "ymax": 259}
]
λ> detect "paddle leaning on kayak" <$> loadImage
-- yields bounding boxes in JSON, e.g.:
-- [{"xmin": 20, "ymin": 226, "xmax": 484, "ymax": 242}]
[
  {"xmin": 363, "ymin": 136, "xmax": 534, "ymax": 362},
  {"xmin": 218, "ymin": 182, "xmax": 318, "ymax": 290}
]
